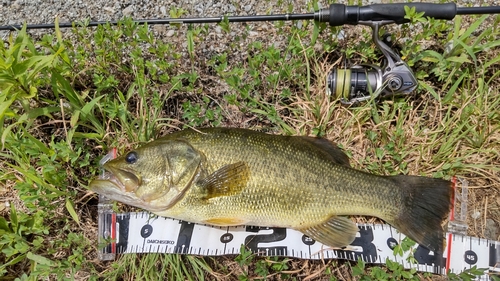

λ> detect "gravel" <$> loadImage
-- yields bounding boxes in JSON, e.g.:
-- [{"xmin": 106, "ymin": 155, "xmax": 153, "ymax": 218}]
[
  {"xmin": 1, "ymin": 0, "xmax": 307, "ymax": 32},
  {"xmin": 2, "ymin": 0, "xmax": 499, "ymax": 39},
  {"xmin": 0, "ymin": 0, "xmax": 306, "ymax": 44},
  {"xmin": 1, "ymin": 0, "xmax": 499, "ymax": 42},
  {"xmin": 2, "ymin": 0, "xmax": 499, "ymax": 27}
]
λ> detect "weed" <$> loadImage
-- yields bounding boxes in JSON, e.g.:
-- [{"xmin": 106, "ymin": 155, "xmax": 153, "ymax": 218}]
[
  {"xmin": 351, "ymin": 257, "xmax": 418, "ymax": 281},
  {"xmin": 448, "ymin": 266, "xmax": 490, "ymax": 281},
  {"xmin": 234, "ymin": 245, "xmax": 291, "ymax": 280},
  {"xmin": 0, "ymin": 2, "xmax": 499, "ymax": 280}
]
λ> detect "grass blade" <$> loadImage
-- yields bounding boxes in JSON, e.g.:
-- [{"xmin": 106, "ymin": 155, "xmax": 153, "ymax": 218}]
[{"xmin": 65, "ymin": 197, "xmax": 80, "ymax": 225}]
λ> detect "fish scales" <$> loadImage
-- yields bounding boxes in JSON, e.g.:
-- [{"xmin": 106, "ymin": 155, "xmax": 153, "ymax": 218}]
[
  {"xmin": 163, "ymin": 129, "xmax": 397, "ymax": 227},
  {"xmin": 90, "ymin": 128, "xmax": 453, "ymax": 252}
]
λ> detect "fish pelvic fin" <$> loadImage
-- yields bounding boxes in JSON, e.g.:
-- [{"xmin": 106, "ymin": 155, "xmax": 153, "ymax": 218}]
[
  {"xmin": 198, "ymin": 161, "xmax": 250, "ymax": 199},
  {"xmin": 297, "ymin": 216, "xmax": 358, "ymax": 248},
  {"xmin": 388, "ymin": 175, "xmax": 453, "ymax": 253}
]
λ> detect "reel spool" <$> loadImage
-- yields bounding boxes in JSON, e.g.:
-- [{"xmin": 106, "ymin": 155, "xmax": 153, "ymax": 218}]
[{"xmin": 328, "ymin": 65, "xmax": 382, "ymax": 104}]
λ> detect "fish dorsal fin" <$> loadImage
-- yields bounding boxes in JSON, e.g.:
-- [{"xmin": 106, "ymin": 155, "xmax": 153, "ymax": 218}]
[
  {"xmin": 299, "ymin": 137, "xmax": 350, "ymax": 167},
  {"xmin": 298, "ymin": 216, "xmax": 358, "ymax": 248},
  {"xmin": 198, "ymin": 161, "xmax": 250, "ymax": 199}
]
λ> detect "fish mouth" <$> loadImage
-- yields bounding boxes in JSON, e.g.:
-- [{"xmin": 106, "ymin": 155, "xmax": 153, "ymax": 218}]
[
  {"xmin": 91, "ymin": 166, "xmax": 141, "ymax": 193},
  {"xmin": 114, "ymin": 167, "xmax": 141, "ymax": 192},
  {"xmin": 89, "ymin": 167, "xmax": 145, "ymax": 206},
  {"xmin": 89, "ymin": 169, "xmax": 167, "ymax": 212}
]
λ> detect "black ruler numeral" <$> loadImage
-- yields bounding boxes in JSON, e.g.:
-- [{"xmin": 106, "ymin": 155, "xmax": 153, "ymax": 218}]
[
  {"xmin": 464, "ymin": 250, "xmax": 477, "ymax": 265},
  {"xmin": 490, "ymin": 243, "xmax": 499, "ymax": 267},
  {"xmin": 244, "ymin": 226, "xmax": 287, "ymax": 256},
  {"xmin": 175, "ymin": 221, "xmax": 195, "ymax": 253},
  {"xmin": 141, "ymin": 224, "xmax": 153, "ymax": 238},
  {"xmin": 116, "ymin": 214, "xmax": 130, "ymax": 254},
  {"xmin": 302, "ymin": 235, "xmax": 315, "ymax": 245},
  {"xmin": 414, "ymin": 245, "xmax": 445, "ymax": 273},
  {"xmin": 220, "ymin": 233, "xmax": 234, "ymax": 243},
  {"xmin": 387, "ymin": 237, "xmax": 398, "ymax": 250},
  {"xmin": 337, "ymin": 226, "xmax": 377, "ymax": 263}
]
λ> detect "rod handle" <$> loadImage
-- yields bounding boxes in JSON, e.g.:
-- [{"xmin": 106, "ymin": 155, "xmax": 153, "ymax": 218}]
[{"xmin": 316, "ymin": 3, "xmax": 457, "ymax": 26}]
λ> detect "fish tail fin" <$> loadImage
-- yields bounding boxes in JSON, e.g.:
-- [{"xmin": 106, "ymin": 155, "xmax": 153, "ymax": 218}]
[{"xmin": 387, "ymin": 175, "xmax": 453, "ymax": 253}]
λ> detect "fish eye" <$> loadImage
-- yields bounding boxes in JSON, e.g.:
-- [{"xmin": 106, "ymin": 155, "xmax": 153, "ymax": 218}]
[{"xmin": 125, "ymin": 151, "xmax": 138, "ymax": 164}]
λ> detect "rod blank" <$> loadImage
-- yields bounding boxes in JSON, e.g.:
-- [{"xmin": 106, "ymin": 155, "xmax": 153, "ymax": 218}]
[
  {"xmin": 0, "ymin": 3, "xmax": 499, "ymax": 31},
  {"xmin": 1, "ymin": 13, "xmax": 315, "ymax": 31}
]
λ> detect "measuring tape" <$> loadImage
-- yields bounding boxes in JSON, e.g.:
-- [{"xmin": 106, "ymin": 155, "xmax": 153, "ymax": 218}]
[
  {"xmin": 97, "ymin": 208, "xmax": 499, "ymax": 280},
  {"xmin": 96, "ymin": 150, "xmax": 498, "ymax": 279}
]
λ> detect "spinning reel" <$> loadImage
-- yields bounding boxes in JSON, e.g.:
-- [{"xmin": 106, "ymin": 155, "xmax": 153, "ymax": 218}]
[
  {"xmin": 3, "ymin": 2, "xmax": 500, "ymax": 104},
  {"xmin": 327, "ymin": 21, "xmax": 417, "ymax": 104}
]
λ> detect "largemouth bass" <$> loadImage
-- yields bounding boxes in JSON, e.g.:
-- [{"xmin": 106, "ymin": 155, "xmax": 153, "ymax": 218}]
[{"xmin": 89, "ymin": 128, "xmax": 453, "ymax": 252}]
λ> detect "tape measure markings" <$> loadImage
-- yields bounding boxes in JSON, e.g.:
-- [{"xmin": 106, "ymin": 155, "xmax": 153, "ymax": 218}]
[
  {"xmin": 99, "ymin": 212, "xmax": 498, "ymax": 280},
  {"xmin": 490, "ymin": 242, "xmax": 500, "ymax": 270}
]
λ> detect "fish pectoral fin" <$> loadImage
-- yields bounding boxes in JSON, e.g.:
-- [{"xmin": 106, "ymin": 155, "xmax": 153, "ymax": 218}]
[
  {"xmin": 298, "ymin": 216, "xmax": 358, "ymax": 248},
  {"xmin": 203, "ymin": 217, "xmax": 249, "ymax": 226},
  {"xmin": 198, "ymin": 161, "xmax": 250, "ymax": 199},
  {"xmin": 298, "ymin": 137, "xmax": 350, "ymax": 167}
]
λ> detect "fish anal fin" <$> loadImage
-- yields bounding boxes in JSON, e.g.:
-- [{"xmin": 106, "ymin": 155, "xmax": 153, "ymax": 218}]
[
  {"xmin": 198, "ymin": 161, "xmax": 250, "ymax": 199},
  {"xmin": 298, "ymin": 216, "xmax": 358, "ymax": 248},
  {"xmin": 298, "ymin": 137, "xmax": 350, "ymax": 167},
  {"xmin": 203, "ymin": 217, "xmax": 248, "ymax": 226}
]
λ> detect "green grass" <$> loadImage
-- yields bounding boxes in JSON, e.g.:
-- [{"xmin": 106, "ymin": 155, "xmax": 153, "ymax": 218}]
[{"xmin": 1, "ymin": 4, "xmax": 499, "ymax": 280}]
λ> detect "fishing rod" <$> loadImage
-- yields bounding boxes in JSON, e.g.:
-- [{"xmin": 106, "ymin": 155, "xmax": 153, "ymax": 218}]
[{"xmin": 2, "ymin": 3, "xmax": 500, "ymax": 103}]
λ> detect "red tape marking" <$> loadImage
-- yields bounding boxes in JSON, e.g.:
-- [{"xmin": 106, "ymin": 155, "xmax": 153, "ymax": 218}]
[
  {"xmin": 111, "ymin": 213, "xmax": 116, "ymax": 254},
  {"xmin": 446, "ymin": 176, "xmax": 457, "ymax": 273}
]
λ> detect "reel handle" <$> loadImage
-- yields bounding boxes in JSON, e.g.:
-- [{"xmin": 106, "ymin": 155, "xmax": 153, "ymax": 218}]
[{"xmin": 315, "ymin": 3, "xmax": 457, "ymax": 26}]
